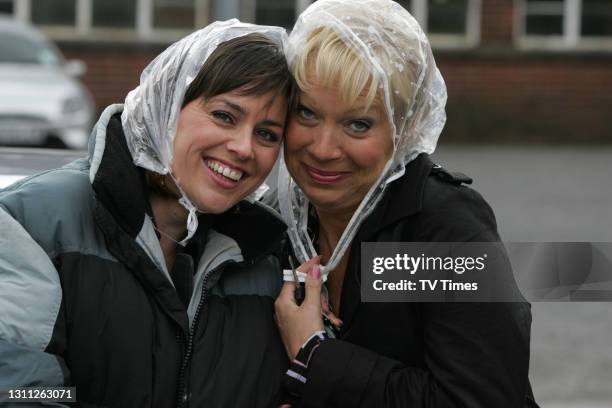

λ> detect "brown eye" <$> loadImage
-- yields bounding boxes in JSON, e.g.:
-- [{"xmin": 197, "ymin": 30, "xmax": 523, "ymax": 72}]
[
  {"xmin": 255, "ymin": 129, "xmax": 280, "ymax": 144},
  {"xmin": 212, "ymin": 111, "xmax": 234, "ymax": 124}
]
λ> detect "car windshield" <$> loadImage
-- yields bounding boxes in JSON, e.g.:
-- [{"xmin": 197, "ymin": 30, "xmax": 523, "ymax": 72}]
[{"xmin": 0, "ymin": 31, "xmax": 61, "ymax": 65}]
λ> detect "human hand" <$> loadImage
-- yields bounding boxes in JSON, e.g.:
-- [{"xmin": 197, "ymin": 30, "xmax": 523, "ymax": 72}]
[
  {"xmin": 275, "ymin": 258, "xmax": 324, "ymax": 360},
  {"xmin": 321, "ymin": 289, "xmax": 343, "ymax": 329}
]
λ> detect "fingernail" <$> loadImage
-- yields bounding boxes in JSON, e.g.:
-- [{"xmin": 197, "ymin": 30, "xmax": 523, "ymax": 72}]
[{"xmin": 310, "ymin": 264, "xmax": 321, "ymax": 279}]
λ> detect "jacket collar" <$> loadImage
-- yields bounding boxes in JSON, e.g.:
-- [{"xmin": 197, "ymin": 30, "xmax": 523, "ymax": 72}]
[
  {"xmin": 357, "ymin": 153, "xmax": 435, "ymax": 241},
  {"xmin": 91, "ymin": 107, "xmax": 153, "ymax": 239},
  {"xmin": 212, "ymin": 201, "xmax": 286, "ymax": 262}
]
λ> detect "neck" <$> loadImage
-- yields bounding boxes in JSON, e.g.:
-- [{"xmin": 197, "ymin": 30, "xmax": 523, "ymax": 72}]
[
  {"xmin": 315, "ymin": 206, "xmax": 354, "ymax": 261},
  {"xmin": 150, "ymin": 193, "xmax": 188, "ymax": 245}
]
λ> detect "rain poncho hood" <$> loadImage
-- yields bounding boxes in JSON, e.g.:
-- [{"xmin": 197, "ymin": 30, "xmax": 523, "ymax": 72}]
[
  {"xmin": 122, "ymin": 19, "xmax": 288, "ymax": 245},
  {"xmin": 278, "ymin": 0, "xmax": 447, "ymax": 279}
]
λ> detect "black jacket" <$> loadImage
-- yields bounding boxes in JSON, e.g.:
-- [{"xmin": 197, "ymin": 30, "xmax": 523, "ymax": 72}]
[
  {"xmin": 0, "ymin": 109, "xmax": 288, "ymax": 408},
  {"xmin": 295, "ymin": 154, "xmax": 538, "ymax": 408}
]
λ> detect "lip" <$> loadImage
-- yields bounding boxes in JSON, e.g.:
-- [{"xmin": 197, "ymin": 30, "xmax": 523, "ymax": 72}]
[
  {"xmin": 204, "ymin": 157, "xmax": 247, "ymax": 175},
  {"xmin": 303, "ymin": 163, "xmax": 349, "ymax": 184},
  {"xmin": 203, "ymin": 157, "xmax": 247, "ymax": 190}
]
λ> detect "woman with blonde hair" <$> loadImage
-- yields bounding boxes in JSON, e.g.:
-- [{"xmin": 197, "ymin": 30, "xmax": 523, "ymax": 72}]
[{"xmin": 274, "ymin": 0, "xmax": 538, "ymax": 406}]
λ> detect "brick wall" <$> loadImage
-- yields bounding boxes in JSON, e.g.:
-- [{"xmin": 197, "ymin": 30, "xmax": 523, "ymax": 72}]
[
  {"xmin": 438, "ymin": 56, "xmax": 612, "ymax": 143},
  {"xmin": 56, "ymin": 0, "xmax": 612, "ymax": 143},
  {"xmin": 62, "ymin": 47, "xmax": 160, "ymax": 111}
]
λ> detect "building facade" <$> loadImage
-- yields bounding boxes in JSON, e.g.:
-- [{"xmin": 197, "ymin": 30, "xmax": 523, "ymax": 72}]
[{"xmin": 2, "ymin": 0, "xmax": 611, "ymax": 142}]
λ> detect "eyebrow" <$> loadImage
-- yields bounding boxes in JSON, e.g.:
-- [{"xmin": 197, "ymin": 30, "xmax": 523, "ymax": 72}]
[
  {"xmin": 344, "ymin": 107, "xmax": 374, "ymax": 115},
  {"xmin": 219, "ymin": 98, "xmax": 285, "ymax": 128},
  {"xmin": 259, "ymin": 119, "xmax": 285, "ymax": 129},
  {"xmin": 220, "ymin": 99, "xmax": 246, "ymax": 116},
  {"xmin": 299, "ymin": 100, "xmax": 378, "ymax": 118}
]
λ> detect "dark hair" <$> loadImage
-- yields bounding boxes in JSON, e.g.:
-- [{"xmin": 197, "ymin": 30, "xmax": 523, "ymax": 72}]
[{"xmin": 182, "ymin": 33, "xmax": 297, "ymax": 111}]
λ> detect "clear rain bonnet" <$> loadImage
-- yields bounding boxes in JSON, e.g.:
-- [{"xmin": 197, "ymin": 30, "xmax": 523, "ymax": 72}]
[
  {"xmin": 278, "ymin": 0, "xmax": 447, "ymax": 278},
  {"xmin": 122, "ymin": 19, "xmax": 288, "ymax": 245}
]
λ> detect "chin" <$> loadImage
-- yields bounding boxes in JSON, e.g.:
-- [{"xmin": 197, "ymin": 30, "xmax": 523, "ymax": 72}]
[
  {"xmin": 303, "ymin": 190, "xmax": 342, "ymax": 211},
  {"xmin": 191, "ymin": 192, "xmax": 237, "ymax": 214}
]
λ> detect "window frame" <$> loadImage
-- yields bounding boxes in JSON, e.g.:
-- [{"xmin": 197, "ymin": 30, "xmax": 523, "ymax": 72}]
[
  {"xmin": 411, "ymin": 0, "xmax": 482, "ymax": 49},
  {"xmin": 13, "ymin": 0, "xmax": 209, "ymax": 43},
  {"xmin": 295, "ymin": 0, "xmax": 482, "ymax": 49},
  {"xmin": 516, "ymin": 0, "xmax": 612, "ymax": 51},
  {"xmin": 15, "ymin": 0, "xmax": 482, "ymax": 47}
]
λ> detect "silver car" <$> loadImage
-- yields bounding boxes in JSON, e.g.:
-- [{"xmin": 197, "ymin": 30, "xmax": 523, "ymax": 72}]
[
  {"xmin": 0, "ymin": 16, "xmax": 94, "ymax": 149},
  {"xmin": 0, "ymin": 146, "xmax": 84, "ymax": 188}
]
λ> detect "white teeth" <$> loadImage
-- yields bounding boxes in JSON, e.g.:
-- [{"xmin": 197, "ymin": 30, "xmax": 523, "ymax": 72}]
[{"xmin": 206, "ymin": 160, "xmax": 243, "ymax": 182}]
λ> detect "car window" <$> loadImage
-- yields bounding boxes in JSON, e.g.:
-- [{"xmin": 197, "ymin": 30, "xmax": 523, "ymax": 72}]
[{"xmin": 0, "ymin": 31, "xmax": 61, "ymax": 65}]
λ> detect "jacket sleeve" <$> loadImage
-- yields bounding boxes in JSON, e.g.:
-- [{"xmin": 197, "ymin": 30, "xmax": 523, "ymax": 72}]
[
  {"xmin": 301, "ymin": 301, "xmax": 532, "ymax": 408},
  {"xmin": 0, "ymin": 206, "xmax": 70, "ymax": 403}
]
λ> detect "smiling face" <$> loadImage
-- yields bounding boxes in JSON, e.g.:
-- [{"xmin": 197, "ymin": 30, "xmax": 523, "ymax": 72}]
[
  {"xmin": 172, "ymin": 89, "xmax": 286, "ymax": 213},
  {"xmin": 285, "ymin": 83, "xmax": 393, "ymax": 216}
]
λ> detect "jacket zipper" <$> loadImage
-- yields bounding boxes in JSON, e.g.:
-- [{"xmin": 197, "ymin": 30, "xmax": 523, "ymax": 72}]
[
  {"xmin": 174, "ymin": 250, "xmax": 278, "ymax": 407},
  {"xmin": 175, "ymin": 260, "xmax": 235, "ymax": 408}
]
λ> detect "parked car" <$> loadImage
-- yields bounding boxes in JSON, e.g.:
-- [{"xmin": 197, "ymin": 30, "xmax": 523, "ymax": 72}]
[
  {"xmin": 0, "ymin": 146, "xmax": 84, "ymax": 188},
  {"xmin": 0, "ymin": 16, "xmax": 94, "ymax": 149}
]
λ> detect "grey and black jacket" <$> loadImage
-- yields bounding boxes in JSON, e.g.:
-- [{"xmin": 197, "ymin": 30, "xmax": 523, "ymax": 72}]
[{"xmin": 0, "ymin": 105, "xmax": 288, "ymax": 407}]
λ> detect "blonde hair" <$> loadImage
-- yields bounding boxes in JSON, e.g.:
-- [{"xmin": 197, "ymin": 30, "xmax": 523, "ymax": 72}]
[{"xmin": 291, "ymin": 26, "xmax": 415, "ymax": 114}]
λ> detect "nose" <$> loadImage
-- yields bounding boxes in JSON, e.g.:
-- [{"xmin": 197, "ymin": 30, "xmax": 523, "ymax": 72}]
[
  {"xmin": 226, "ymin": 128, "xmax": 255, "ymax": 161},
  {"xmin": 306, "ymin": 124, "xmax": 342, "ymax": 161}
]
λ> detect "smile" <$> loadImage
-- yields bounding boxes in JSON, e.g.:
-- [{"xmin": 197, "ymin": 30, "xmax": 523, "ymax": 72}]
[
  {"xmin": 304, "ymin": 164, "xmax": 349, "ymax": 184},
  {"xmin": 205, "ymin": 159, "xmax": 244, "ymax": 182}
]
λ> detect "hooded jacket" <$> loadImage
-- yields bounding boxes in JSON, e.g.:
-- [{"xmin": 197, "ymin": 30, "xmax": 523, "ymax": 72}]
[{"xmin": 0, "ymin": 105, "xmax": 288, "ymax": 407}]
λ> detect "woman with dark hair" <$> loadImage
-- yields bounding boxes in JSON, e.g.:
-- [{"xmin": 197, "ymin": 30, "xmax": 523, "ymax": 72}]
[
  {"xmin": 273, "ymin": 1, "xmax": 539, "ymax": 407},
  {"xmin": 0, "ymin": 20, "xmax": 296, "ymax": 407}
]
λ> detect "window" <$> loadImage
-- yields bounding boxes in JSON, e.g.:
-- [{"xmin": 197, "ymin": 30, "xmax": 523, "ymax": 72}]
[
  {"xmin": 252, "ymin": 0, "xmax": 481, "ymax": 43},
  {"xmin": 92, "ymin": 0, "xmax": 136, "ymax": 28},
  {"xmin": 0, "ymin": 0, "xmax": 13, "ymax": 14},
  {"xmin": 581, "ymin": 0, "xmax": 612, "ymax": 37},
  {"xmin": 254, "ymin": 0, "xmax": 296, "ymax": 29},
  {"xmin": 397, "ymin": 0, "xmax": 481, "ymax": 48},
  {"xmin": 0, "ymin": 29, "xmax": 61, "ymax": 65},
  {"xmin": 20, "ymin": 0, "xmax": 484, "ymax": 46},
  {"xmin": 23, "ymin": 0, "xmax": 203, "ymax": 42},
  {"xmin": 428, "ymin": 0, "xmax": 469, "ymax": 35},
  {"xmin": 153, "ymin": 0, "xmax": 194, "ymax": 29},
  {"xmin": 518, "ymin": 0, "xmax": 612, "ymax": 49},
  {"xmin": 31, "ymin": 0, "xmax": 76, "ymax": 26},
  {"xmin": 523, "ymin": 0, "xmax": 564, "ymax": 36}
]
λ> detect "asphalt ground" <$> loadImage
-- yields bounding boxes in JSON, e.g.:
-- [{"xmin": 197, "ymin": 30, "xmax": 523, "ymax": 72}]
[
  {"xmin": 432, "ymin": 145, "xmax": 612, "ymax": 407},
  {"xmin": 3, "ymin": 145, "xmax": 611, "ymax": 405}
]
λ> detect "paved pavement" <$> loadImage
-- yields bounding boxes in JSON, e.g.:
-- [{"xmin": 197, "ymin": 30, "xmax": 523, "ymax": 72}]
[
  {"xmin": 432, "ymin": 145, "xmax": 612, "ymax": 407},
  {"xmin": 4, "ymin": 145, "xmax": 611, "ymax": 406}
]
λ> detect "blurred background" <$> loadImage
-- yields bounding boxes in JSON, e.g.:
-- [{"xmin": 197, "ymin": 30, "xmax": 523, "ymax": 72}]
[{"xmin": 0, "ymin": 0, "xmax": 610, "ymax": 406}]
